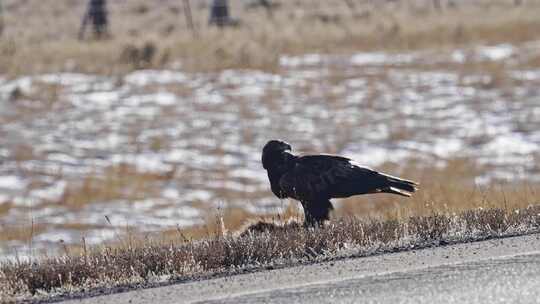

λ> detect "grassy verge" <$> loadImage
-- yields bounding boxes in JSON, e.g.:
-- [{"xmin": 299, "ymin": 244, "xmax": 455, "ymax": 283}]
[
  {"xmin": 2, "ymin": 0, "xmax": 540, "ymax": 74},
  {"xmin": 1, "ymin": 204, "xmax": 540, "ymax": 302}
]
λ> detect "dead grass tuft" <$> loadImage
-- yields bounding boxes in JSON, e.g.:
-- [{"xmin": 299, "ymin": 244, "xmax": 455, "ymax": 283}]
[
  {"xmin": 119, "ymin": 41, "xmax": 158, "ymax": 69},
  {"xmin": 1, "ymin": 204, "xmax": 540, "ymax": 301},
  {"xmin": 0, "ymin": 224, "xmax": 47, "ymax": 243},
  {"xmin": 59, "ymin": 164, "xmax": 172, "ymax": 210},
  {"xmin": 0, "ymin": 201, "xmax": 12, "ymax": 216}
]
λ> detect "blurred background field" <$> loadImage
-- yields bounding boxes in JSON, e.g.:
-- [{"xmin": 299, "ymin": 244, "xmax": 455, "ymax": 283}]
[{"xmin": 1, "ymin": 0, "xmax": 540, "ymax": 260}]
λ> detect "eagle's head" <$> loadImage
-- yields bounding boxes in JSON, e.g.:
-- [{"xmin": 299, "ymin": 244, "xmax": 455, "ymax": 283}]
[{"xmin": 262, "ymin": 140, "xmax": 292, "ymax": 169}]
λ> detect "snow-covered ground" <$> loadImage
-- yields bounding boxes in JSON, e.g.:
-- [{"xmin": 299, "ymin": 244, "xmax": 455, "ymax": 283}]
[{"xmin": 1, "ymin": 43, "xmax": 540, "ymax": 258}]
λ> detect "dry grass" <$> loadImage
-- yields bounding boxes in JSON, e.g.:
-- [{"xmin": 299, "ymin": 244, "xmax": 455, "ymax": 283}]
[
  {"xmin": 1, "ymin": 204, "xmax": 540, "ymax": 302},
  {"xmin": 2, "ymin": 158, "xmax": 540, "ymax": 301},
  {"xmin": 58, "ymin": 164, "xmax": 174, "ymax": 210},
  {"xmin": 0, "ymin": 201, "xmax": 12, "ymax": 216},
  {"xmin": 1, "ymin": 155, "xmax": 539, "ymax": 301},
  {"xmin": 0, "ymin": 163, "xmax": 178, "ymax": 245},
  {"xmin": 0, "ymin": 224, "xmax": 47, "ymax": 244},
  {"xmin": 2, "ymin": 157, "xmax": 538, "ymax": 251},
  {"xmin": 1, "ymin": 0, "xmax": 540, "ymax": 75}
]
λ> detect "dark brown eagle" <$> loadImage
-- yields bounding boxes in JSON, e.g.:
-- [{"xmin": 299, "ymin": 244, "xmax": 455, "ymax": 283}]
[{"xmin": 262, "ymin": 140, "xmax": 419, "ymax": 226}]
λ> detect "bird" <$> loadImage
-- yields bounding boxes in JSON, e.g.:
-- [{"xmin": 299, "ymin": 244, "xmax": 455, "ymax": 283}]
[{"xmin": 261, "ymin": 140, "xmax": 419, "ymax": 226}]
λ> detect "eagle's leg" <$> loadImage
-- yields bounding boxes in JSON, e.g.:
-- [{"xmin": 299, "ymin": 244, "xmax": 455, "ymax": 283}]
[{"xmin": 301, "ymin": 199, "xmax": 333, "ymax": 227}]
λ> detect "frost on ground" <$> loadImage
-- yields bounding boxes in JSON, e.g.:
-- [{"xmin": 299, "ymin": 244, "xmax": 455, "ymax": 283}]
[{"xmin": 1, "ymin": 43, "xmax": 540, "ymax": 258}]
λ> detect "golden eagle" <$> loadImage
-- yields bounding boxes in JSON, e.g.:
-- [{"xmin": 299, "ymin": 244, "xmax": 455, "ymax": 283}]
[{"xmin": 262, "ymin": 140, "xmax": 418, "ymax": 226}]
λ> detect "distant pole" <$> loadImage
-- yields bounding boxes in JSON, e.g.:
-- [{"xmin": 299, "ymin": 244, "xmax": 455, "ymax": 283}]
[
  {"xmin": 78, "ymin": 6, "xmax": 89, "ymax": 40},
  {"xmin": 183, "ymin": 0, "xmax": 198, "ymax": 37},
  {"xmin": 0, "ymin": 0, "xmax": 4, "ymax": 38}
]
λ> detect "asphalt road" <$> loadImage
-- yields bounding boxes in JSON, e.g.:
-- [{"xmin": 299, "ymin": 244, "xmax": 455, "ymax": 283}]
[{"xmin": 63, "ymin": 234, "xmax": 540, "ymax": 304}]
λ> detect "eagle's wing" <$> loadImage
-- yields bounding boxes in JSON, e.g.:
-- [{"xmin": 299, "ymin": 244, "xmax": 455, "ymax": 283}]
[{"xmin": 280, "ymin": 155, "xmax": 417, "ymax": 200}]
